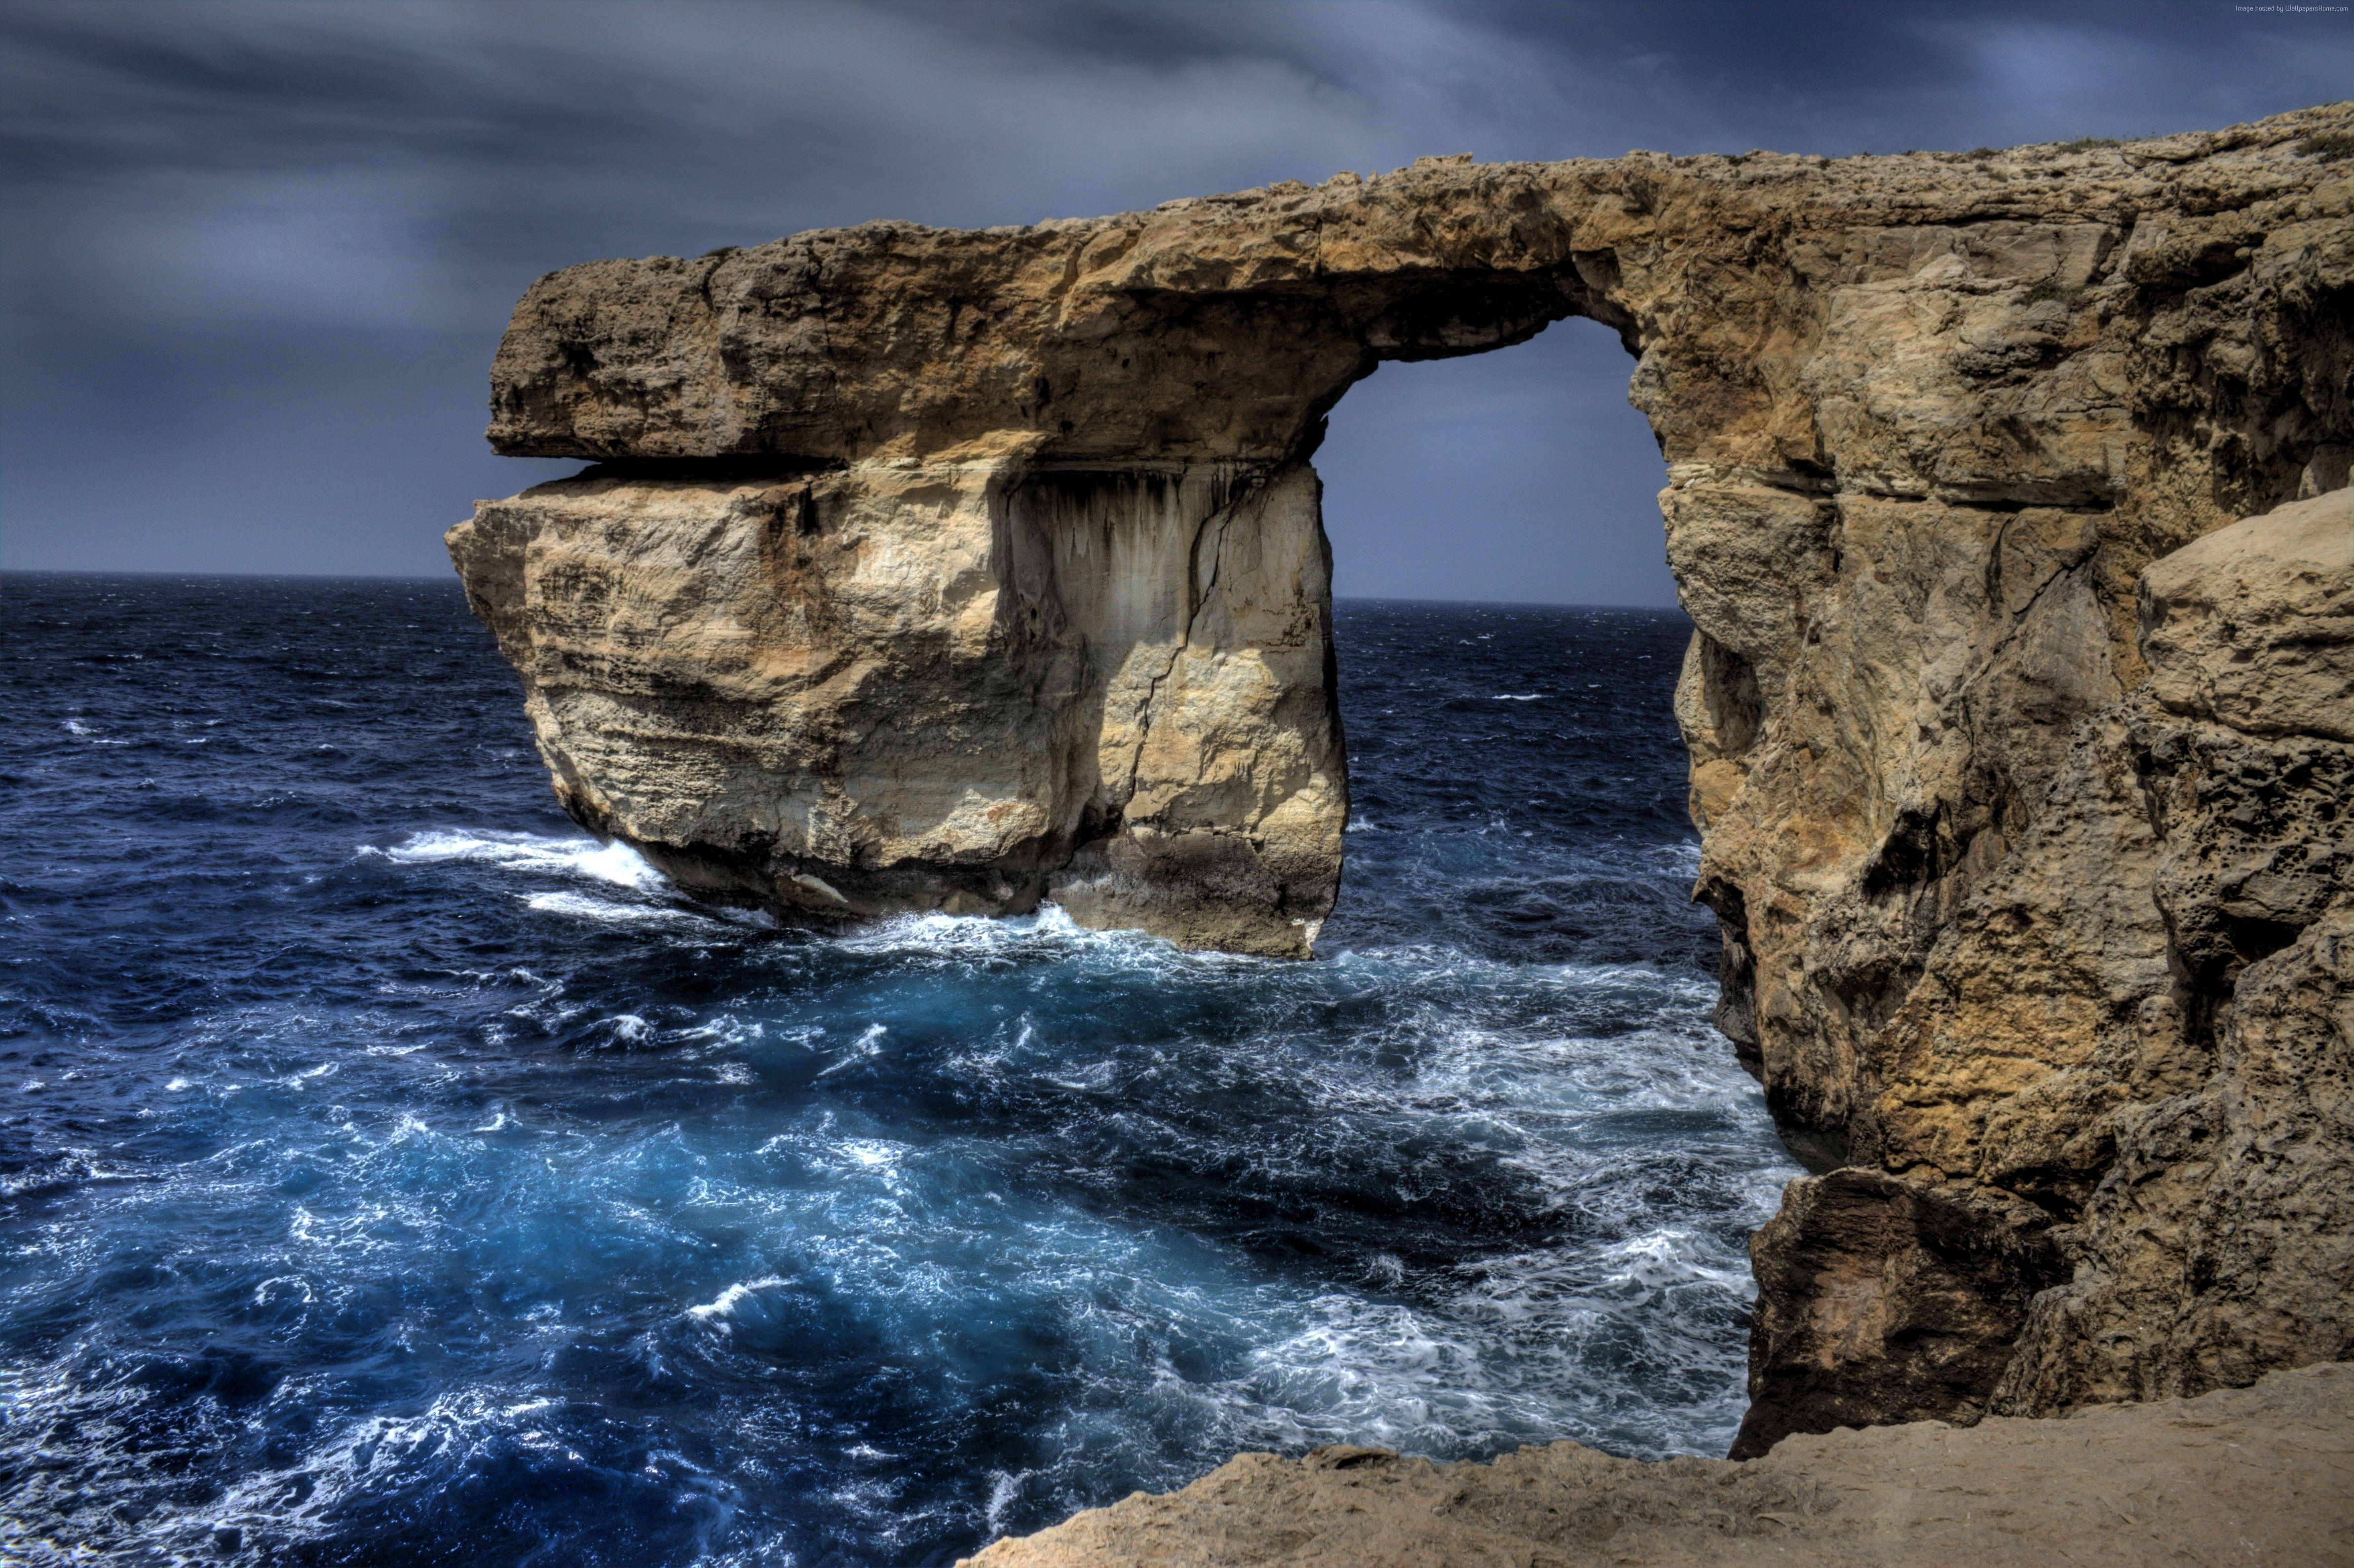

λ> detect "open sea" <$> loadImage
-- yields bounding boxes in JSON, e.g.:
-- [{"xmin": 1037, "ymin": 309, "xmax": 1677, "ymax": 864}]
[{"xmin": 0, "ymin": 574, "xmax": 1798, "ymax": 1567}]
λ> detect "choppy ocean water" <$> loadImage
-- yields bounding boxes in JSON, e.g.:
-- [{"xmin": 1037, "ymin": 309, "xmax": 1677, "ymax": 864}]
[{"xmin": 0, "ymin": 575, "xmax": 1798, "ymax": 1567}]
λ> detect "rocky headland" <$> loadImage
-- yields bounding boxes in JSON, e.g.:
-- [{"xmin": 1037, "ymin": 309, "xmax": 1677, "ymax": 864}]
[{"xmin": 453, "ymin": 101, "xmax": 2353, "ymax": 1549}]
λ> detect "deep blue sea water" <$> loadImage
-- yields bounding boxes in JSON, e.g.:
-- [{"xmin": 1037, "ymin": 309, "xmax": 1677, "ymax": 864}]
[{"xmin": 0, "ymin": 575, "xmax": 1798, "ymax": 1567}]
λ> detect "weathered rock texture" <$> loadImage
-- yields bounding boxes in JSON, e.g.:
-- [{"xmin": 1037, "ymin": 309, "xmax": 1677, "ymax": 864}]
[
  {"xmin": 450, "ymin": 460, "xmax": 1342, "ymax": 953},
  {"xmin": 963, "ymin": 1360, "xmax": 2354, "ymax": 1567},
  {"xmin": 453, "ymin": 103, "xmax": 2354, "ymax": 1443},
  {"xmin": 1731, "ymin": 486, "xmax": 2352, "ymax": 1455}
]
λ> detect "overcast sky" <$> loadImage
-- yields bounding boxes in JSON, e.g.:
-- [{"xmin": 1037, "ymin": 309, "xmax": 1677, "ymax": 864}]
[{"xmin": 3, "ymin": 1, "xmax": 2347, "ymax": 602}]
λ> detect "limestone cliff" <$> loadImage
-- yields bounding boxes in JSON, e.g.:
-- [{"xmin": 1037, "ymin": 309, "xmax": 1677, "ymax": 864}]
[
  {"xmin": 449, "ymin": 459, "xmax": 1342, "ymax": 954},
  {"xmin": 453, "ymin": 103, "xmax": 2354, "ymax": 1448}
]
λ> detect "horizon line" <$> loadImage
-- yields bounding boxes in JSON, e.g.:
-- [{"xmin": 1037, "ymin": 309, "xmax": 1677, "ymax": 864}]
[{"xmin": 0, "ymin": 566, "xmax": 1684, "ymax": 614}]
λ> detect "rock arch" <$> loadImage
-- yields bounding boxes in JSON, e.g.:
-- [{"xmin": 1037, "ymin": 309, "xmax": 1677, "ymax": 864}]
[{"xmin": 451, "ymin": 106, "xmax": 2353, "ymax": 1449}]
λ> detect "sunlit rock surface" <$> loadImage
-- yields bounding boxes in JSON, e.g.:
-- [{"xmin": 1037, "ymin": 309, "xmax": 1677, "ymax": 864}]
[
  {"xmin": 962, "ymin": 1361, "xmax": 2354, "ymax": 1567},
  {"xmin": 453, "ymin": 102, "xmax": 2353, "ymax": 1451}
]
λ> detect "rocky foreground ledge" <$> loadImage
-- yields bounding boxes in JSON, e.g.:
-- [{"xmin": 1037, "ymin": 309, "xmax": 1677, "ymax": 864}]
[{"xmin": 965, "ymin": 1362, "xmax": 2354, "ymax": 1567}]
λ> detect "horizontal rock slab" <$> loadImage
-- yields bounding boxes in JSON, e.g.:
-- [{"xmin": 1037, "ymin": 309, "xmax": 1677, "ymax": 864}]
[
  {"xmin": 964, "ymin": 1361, "xmax": 2354, "ymax": 1567},
  {"xmin": 487, "ymin": 114, "xmax": 2347, "ymax": 494}
]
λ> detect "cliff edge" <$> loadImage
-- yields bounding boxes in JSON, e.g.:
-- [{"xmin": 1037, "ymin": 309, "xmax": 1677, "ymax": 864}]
[
  {"xmin": 452, "ymin": 105, "xmax": 2354, "ymax": 1456},
  {"xmin": 963, "ymin": 1361, "xmax": 2354, "ymax": 1567}
]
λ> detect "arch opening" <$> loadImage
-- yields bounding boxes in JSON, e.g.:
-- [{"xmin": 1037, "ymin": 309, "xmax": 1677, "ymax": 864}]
[
  {"xmin": 1316, "ymin": 317, "xmax": 1671, "ymax": 610},
  {"xmin": 1261, "ymin": 315, "xmax": 1793, "ymax": 1464},
  {"xmin": 1303, "ymin": 318, "xmax": 1712, "ymax": 975}
]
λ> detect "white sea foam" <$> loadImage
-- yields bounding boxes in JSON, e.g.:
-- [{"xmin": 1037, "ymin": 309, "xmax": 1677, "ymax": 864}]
[
  {"xmin": 677, "ymin": 1013, "xmax": 765, "ymax": 1050},
  {"xmin": 815, "ymin": 1023, "xmax": 888, "ymax": 1076},
  {"xmin": 522, "ymin": 891, "xmax": 702, "ymax": 927},
  {"xmin": 373, "ymin": 828, "xmax": 668, "ymax": 891},
  {"xmin": 838, "ymin": 1138, "xmax": 897, "ymax": 1169},
  {"xmin": 1, "ymin": 1154, "xmax": 92, "ymax": 1199},
  {"xmin": 830, "ymin": 904, "xmax": 1088, "ymax": 956},
  {"xmin": 1592, "ymin": 1228, "xmax": 1754, "ymax": 1293},
  {"xmin": 687, "ymin": 1275, "xmax": 791, "ymax": 1333},
  {"xmin": 102, "ymin": 1383, "xmax": 692, "ymax": 1561},
  {"xmin": 985, "ymin": 1469, "xmax": 1031, "ymax": 1532},
  {"xmin": 370, "ymin": 831, "xmax": 760, "ymax": 931},
  {"xmin": 253, "ymin": 1274, "xmax": 316, "ymax": 1308}
]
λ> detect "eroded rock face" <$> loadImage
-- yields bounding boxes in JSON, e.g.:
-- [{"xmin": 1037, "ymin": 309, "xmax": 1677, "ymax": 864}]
[
  {"xmin": 1731, "ymin": 490, "xmax": 2352, "ymax": 1454},
  {"xmin": 450, "ymin": 459, "xmax": 1341, "ymax": 954},
  {"xmin": 454, "ymin": 104, "xmax": 2353, "ymax": 1441}
]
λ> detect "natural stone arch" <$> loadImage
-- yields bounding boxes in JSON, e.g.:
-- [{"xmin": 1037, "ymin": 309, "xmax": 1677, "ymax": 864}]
[{"xmin": 452, "ymin": 105, "xmax": 2353, "ymax": 1452}]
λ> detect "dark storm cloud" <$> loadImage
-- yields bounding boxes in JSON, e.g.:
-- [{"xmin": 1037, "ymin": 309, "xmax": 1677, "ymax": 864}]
[{"xmin": 2, "ymin": 1, "xmax": 2348, "ymax": 589}]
